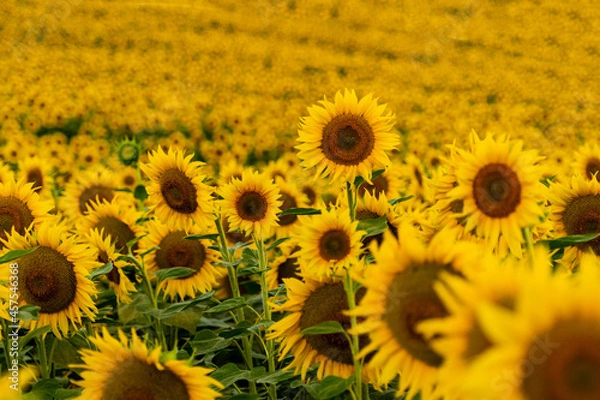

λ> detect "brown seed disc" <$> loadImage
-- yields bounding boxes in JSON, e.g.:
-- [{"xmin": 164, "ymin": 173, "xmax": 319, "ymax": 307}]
[
  {"xmin": 318, "ymin": 229, "xmax": 351, "ymax": 261},
  {"xmin": 321, "ymin": 114, "xmax": 375, "ymax": 166},
  {"xmin": 358, "ymin": 174, "xmax": 389, "ymax": 197},
  {"xmin": 159, "ymin": 168, "xmax": 199, "ymax": 214},
  {"xmin": 235, "ymin": 190, "xmax": 268, "ymax": 222},
  {"xmin": 26, "ymin": 168, "xmax": 44, "ymax": 193},
  {"xmin": 472, "ymin": 163, "xmax": 521, "ymax": 218},
  {"xmin": 278, "ymin": 191, "xmax": 298, "ymax": 226},
  {"xmin": 562, "ymin": 195, "xmax": 600, "ymax": 255},
  {"xmin": 95, "ymin": 217, "xmax": 137, "ymax": 253},
  {"xmin": 79, "ymin": 185, "xmax": 115, "ymax": 214},
  {"xmin": 0, "ymin": 196, "xmax": 35, "ymax": 242},
  {"xmin": 586, "ymin": 157, "xmax": 600, "ymax": 180},
  {"xmin": 155, "ymin": 231, "xmax": 206, "ymax": 278}
]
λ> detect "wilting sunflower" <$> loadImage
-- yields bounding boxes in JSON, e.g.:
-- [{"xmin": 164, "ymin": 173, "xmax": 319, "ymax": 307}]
[
  {"xmin": 2, "ymin": 221, "xmax": 97, "ymax": 338},
  {"xmin": 268, "ymin": 274, "xmax": 377, "ymax": 382},
  {"xmin": 140, "ymin": 147, "xmax": 215, "ymax": 230},
  {"xmin": 548, "ymin": 174, "xmax": 600, "ymax": 269},
  {"xmin": 461, "ymin": 252, "xmax": 600, "ymax": 400},
  {"xmin": 447, "ymin": 132, "xmax": 546, "ymax": 257},
  {"xmin": 219, "ymin": 170, "xmax": 282, "ymax": 238},
  {"xmin": 0, "ymin": 177, "xmax": 53, "ymax": 244},
  {"xmin": 295, "ymin": 208, "xmax": 364, "ymax": 279},
  {"xmin": 348, "ymin": 227, "xmax": 478, "ymax": 399},
  {"xmin": 296, "ymin": 89, "xmax": 398, "ymax": 183},
  {"xmin": 572, "ymin": 142, "xmax": 600, "ymax": 180},
  {"xmin": 140, "ymin": 219, "xmax": 222, "ymax": 300},
  {"xmin": 76, "ymin": 198, "xmax": 142, "ymax": 254},
  {"xmin": 84, "ymin": 229, "xmax": 136, "ymax": 304},
  {"xmin": 72, "ymin": 328, "xmax": 223, "ymax": 400}
]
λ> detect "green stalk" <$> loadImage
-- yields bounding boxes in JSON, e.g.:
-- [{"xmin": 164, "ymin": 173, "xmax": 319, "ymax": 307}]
[
  {"xmin": 35, "ymin": 336, "xmax": 49, "ymax": 379},
  {"xmin": 522, "ymin": 227, "xmax": 535, "ymax": 267},
  {"xmin": 346, "ymin": 181, "xmax": 357, "ymax": 221},
  {"xmin": 344, "ymin": 270, "xmax": 363, "ymax": 400}
]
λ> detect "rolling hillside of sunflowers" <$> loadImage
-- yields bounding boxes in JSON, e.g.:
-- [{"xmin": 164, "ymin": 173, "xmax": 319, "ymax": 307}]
[{"xmin": 1, "ymin": 0, "xmax": 600, "ymax": 399}]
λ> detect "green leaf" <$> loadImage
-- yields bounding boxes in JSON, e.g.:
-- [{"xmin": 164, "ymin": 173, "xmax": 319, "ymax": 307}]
[
  {"xmin": 540, "ymin": 175, "xmax": 556, "ymax": 188},
  {"xmin": 51, "ymin": 338, "xmax": 81, "ymax": 367},
  {"xmin": 185, "ymin": 233, "xmax": 219, "ymax": 241},
  {"xmin": 206, "ymin": 297, "xmax": 246, "ymax": 314},
  {"xmin": 18, "ymin": 305, "xmax": 40, "ymax": 322},
  {"xmin": 53, "ymin": 388, "xmax": 84, "ymax": 400},
  {"xmin": 153, "ymin": 267, "xmax": 196, "ymax": 282},
  {"xmin": 354, "ymin": 169, "xmax": 385, "ymax": 187},
  {"xmin": 539, "ymin": 233, "xmax": 600, "ymax": 250},
  {"xmin": 24, "ymin": 378, "xmax": 61, "ymax": 399},
  {"xmin": 278, "ymin": 207, "xmax": 321, "ymax": 216},
  {"xmin": 190, "ymin": 329, "xmax": 232, "ymax": 354},
  {"xmin": 162, "ymin": 305, "xmax": 204, "ymax": 333},
  {"xmin": 255, "ymin": 369, "xmax": 297, "ymax": 384},
  {"xmin": 304, "ymin": 375, "xmax": 355, "ymax": 399},
  {"xmin": 389, "ymin": 195, "xmax": 414, "ymax": 206},
  {"xmin": 19, "ymin": 325, "xmax": 52, "ymax": 352},
  {"xmin": 126, "ymin": 233, "xmax": 148, "ymax": 252},
  {"xmin": 299, "ymin": 321, "xmax": 345, "ymax": 335},
  {"xmin": 266, "ymin": 236, "xmax": 290, "ymax": 251},
  {"xmin": 118, "ymin": 293, "xmax": 152, "ymax": 324},
  {"xmin": 357, "ymin": 215, "xmax": 388, "ymax": 239},
  {"xmin": 139, "ymin": 245, "xmax": 160, "ymax": 258},
  {"xmin": 133, "ymin": 184, "xmax": 148, "ymax": 201},
  {"xmin": 210, "ymin": 363, "xmax": 251, "ymax": 388},
  {"xmin": 88, "ymin": 261, "xmax": 113, "ymax": 280},
  {"xmin": 219, "ymin": 320, "xmax": 253, "ymax": 339},
  {"xmin": 0, "ymin": 247, "xmax": 38, "ymax": 264}
]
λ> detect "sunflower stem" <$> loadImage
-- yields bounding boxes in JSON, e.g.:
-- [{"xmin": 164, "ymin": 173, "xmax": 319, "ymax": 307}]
[
  {"xmin": 35, "ymin": 336, "xmax": 49, "ymax": 379},
  {"xmin": 347, "ymin": 182, "xmax": 357, "ymax": 221},
  {"xmin": 1, "ymin": 319, "xmax": 12, "ymax": 372},
  {"xmin": 522, "ymin": 227, "xmax": 535, "ymax": 266},
  {"xmin": 254, "ymin": 234, "xmax": 277, "ymax": 400},
  {"xmin": 134, "ymin": 254, "xmax": 167, "ymax": 349},
  {"xmin": 343, "ymin": 269, "xmax": 363, "ymax": 400}
]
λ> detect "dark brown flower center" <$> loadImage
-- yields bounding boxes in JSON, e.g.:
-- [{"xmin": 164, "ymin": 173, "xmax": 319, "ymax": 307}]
[
  {"xmin": 299, "ymin": 282, "xmax": 369, "ymax": 365},
  {"xmin": 0, "ymin": 196, "xmax": 35, "ymax": 242},
  {"xmin": 223, "ymin": 218, "xmax": 251, "ymax": 245},
  {"xmin": 94, "ymin": 218, "xmax": 137, "ymax": 253},
  {"xmin": 522, "ymin": 320, "xmax": 600, "ymax": 400},
  {"xmin": 19, "ymin": 246, "xmax": 77, "ymax": 314},
  {"xmin": 155, "ymin": 231, "xmax": 206, "ymax": 278},
  {"xmin": 97, "ymin": 250, "xmax": 121, "ymax": 285},
  {"xmin": 302, "ymin": 186, "xmax": 317, "ymax": 206},
  {"xmin": 79, "ymin": 185, "xmax": 115, "ymax": 214},
  {"xmin": 235, "ymin": 190, "xmax": 268, "ymax": 222},
  {"xmin": 384, "ymin": 262, "xmax": 458, "ymax": 367},
  {"xmin": 321, "ymin": 114, "xmax": 375, "ymax": 166},
  {"xmin": 472, "ymin": 163, "xmax": 521, "ymax": 218},
  {"xmin": 358, "ymin": 174, "xmax": 389, "ymax": 197},
  {"xmin": 159, "ymin": 168, "xmax": 198, "ymax": 214},
  {"xmin": 585, "ymin": 157, "xmax": 600, "ymax": 180},
  {"xmin": 449, "ymin": 199, "xmax": 464, "ymax": 214},
  {"xmin": 276, "ymin": 256, "xmax": 300, "ymax": 285},
  {"xmin": 318, "ymin": 229, "xmax": 351, "ymax": 261},
  {"xmin": 277, "ymin": 191, "xmax": 298, "ymax": 226},
  {"xmin": 26, "ymin": 168, "xmax": 44, "ymax": 193},
  {"xmin": 562, "ymin": 195, "xmax": 600, "ymax": 255},
  {"xmin": 101, "ymin": 357, "xmax": 190, "ymax": 400}
]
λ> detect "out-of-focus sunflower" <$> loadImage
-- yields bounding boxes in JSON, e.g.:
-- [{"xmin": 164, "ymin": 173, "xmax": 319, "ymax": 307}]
[
  {"xmin": 354, "ymin": 191, "xmax": 400, "ymax": 251},
  {"xmin": 2, "ymin": 222, "xmax": 97, "ymax": 337},
  {"xmin": 357, "ymin": 162, "xmax": 403, "ymax": 200},
  {"xmin": 460, "ymin": 253, "xmax": 600, "ymax": 400},
  {"xmin": 84, "ymin": 229, "xmax": 136, "ymax": 304},
  {"xmin": 114, "ymin": 166, "xmax": 139, "ymax": 191},
  {"xmin": 348, "ymin": 227, "xmax": 478, "ymax": 399},
  {"xmin": 548, "ymin": 175, "xmax": 600, "ymax": 269},
  {"xmin": 266, "ymin": 241, "xmax": 301, "ymax": 290},
  {"xmin": 572, "ymin": 142, "xmax": 600, "ymax": 180},
  {"xmin": 447, "ymin": 132, "xmax": 546, "ymax": 257},
  {"xmin": 296, "ymin": 89, "xmax": 398, "ymax": 183},
  {"xmin": 72, "ymin": 328, "xmax": 223, "ymax": 400},
  {"xmin": 76, "ymin": 198, "xmax": 142, "ymax": 254},
  {"xmin": 0, "ymin": 365, "xmax": 38, "ymax": 399},
  {"xmin": 295, "ymin": 208, "xmax": 364, "ymax": 279},
  {"xmin": 268, "ymin": 274, "xmax": 377, "ymax": 382},
  {"xmin": 220, "ymin": 170, "xmax": 282, "ymax": 238},
  {"xmin": 140, "ymin": 220, "xmax": 222, "ymax": 300},
  {"xmin": 0, "ymin": 162, "xmax": 15, "ymax": 184},
  {"xmin": 216, "ymin": 160, "xmax": 244, "ymax": 186},
  {"xmin": 140, "ymin": 147, "xmax": 214, "ymax": 230},
  {"xmin": 273, "ymin": 177, "xmax": 309, "ymax": 238},
  {"xmin": 16, "ymin": 156, "xmax": 53, "ymax": 200},
  {"xmin": 0, "ymin": 177, "xmax": 53, "ymax": 243}
]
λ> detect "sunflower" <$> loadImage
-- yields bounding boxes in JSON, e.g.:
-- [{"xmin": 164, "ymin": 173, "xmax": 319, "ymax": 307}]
[
  {"xmin": 357, "ymin": 161, "xmax": 403, "ymax": 200},
  {"xmin": 273, "ymin": 177, "xmax": 309, "ymax": 237},
  {"xmin": 140, "ymin": 147, "xmax": 215, "ymax": 230},
  {"xmin": 0, "ymin": 162, "xmax": 14, "ymax": 184},
  {"xmin": 354, "ymin": 190, "xmax": 400, "ymax": 251},
  {"xmin": 547, "ymin": 174, "xmax": 600, "ymax": 269},
  {"xmin": 219, "ymin": 170, "xmax": 282, "ymax": 238},
  {"xmin": 572, "ymin": 142, "xmax": 600, "ymax": 180},
  {"xmin": 447, "ymin": 132, "xmax": 546, "ymax": 257},
  {"xmin": 72, "ymin": 327, "xmax": 223, "ymax": 400},
  {"xmin": 268, "ymin": 274, "xmax": 377, "ymax": 382},
  {"xmin": 84, "ymin": 229, "xmax": 137, "ymax": 304},
  {"xmin": 296, "ymin": 89, "xmax": 398, "ymax": 183},
  {"xmin": 17, "ymin": 156, "xmax": 53, "ymax": 200},
  {"xmin": 2, "ymin": 221, "xmax": 98, "ymax": 338},
  {"xmin": 0, "ymin": 176, "xmax": 53, "ymax": 244},
  {"xmin": 348, "ymin": 227, "xmax": 479, "ymax": 399},
  {"xmin": 0, "ymin": 365, "xmax": 38, "ymax": 399},
  {"xmin": 266, "ymin": 241, "xmax": 301, "ymax": 290},
  {"xmin": 76, "ymin": 198, "xmax": 142, "ymax": 254},
  {"xmin": 140, "ymin": 219, "xmax": 222, "ymax": 300},
  {"xmin": 295, "ymin": 208, "xmax": 364, "ymax": 280},
  {"xmin": 460, "ymin": 252, "xmax": 600, "ymax": 400}
]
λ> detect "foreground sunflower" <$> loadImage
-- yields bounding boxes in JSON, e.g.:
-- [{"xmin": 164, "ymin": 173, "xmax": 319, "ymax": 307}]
[
  {"xmin": 447, "ymin": 132, "xmax": 546, "ymax": 257},
  {"xmin": 72, "ymin": 328, "xmax": 222, "ymax": 400},
  {"xmin": 296, "ymin": 89, "xmax": 398, "ymax": 183},
  {"xmin": 219, "ymin": 170, "xmax": 282, "ymax": 238},
  {"xmin": 2, "ymin": 222, "xmax": 97, "ymax": 337},
  {"xmin": 140, "ymin": 147, "xmax": 215, "ymax": 230},
  {"xmin": 348, "ymin": 227, "xmax": 478, "ymax": 399}
]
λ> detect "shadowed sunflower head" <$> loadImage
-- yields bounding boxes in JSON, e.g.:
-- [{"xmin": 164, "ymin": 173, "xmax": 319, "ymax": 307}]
[
  {"xmin": 296, "ymin": 89, "xmax": 398, "ymax": 184},
  {"xmin": 72, "ymin": 327, "xmax": 223, "ymax": 400},
  {"xmin": 572, "ymin": 143, "xmax": 600, "ymax": 181}
]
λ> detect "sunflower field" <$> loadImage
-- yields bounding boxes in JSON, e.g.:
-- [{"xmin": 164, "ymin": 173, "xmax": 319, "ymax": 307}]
[{"xmin": 1, "ymin": 0, "xmax": 600, "ymax": 399}]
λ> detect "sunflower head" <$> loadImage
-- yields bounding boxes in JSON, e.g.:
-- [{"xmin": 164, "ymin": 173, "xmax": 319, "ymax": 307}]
[{"xmin": 116, "ymin": 137, "xmax": 142, "ymax": 166}]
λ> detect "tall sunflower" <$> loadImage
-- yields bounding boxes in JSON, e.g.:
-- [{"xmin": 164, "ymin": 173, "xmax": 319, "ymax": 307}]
[
  {"xmin": 295, "ymin": 208, "xmax": 364, "ymax": 280},
  {"xmin": 140, "ymin": 147, "xmax": 215, "ymax": 230},
  {"xmin": 348, "ymin": 227, "xmax": 479, "ymax": 399},
  {"xmin": 139, "ymin": 219, "xmax": 222, "ymax": 300},
  {"xmin": 2, "ymin": 221, "xmax": 98, "ymax": 338},
  {"xmin": 72, "ymin": 328, "xmax": 222, "ymax": 400},
  {"xmin": 219, "ymin": 170, "xmax": 282, "ymax": 238},
  {"xmin": 447, "ymin": 132, "xmax": 546, "ymax": 257},
  {"xmin": 296, "ymin": 89, "xmax": 398, "ymax": 183}
]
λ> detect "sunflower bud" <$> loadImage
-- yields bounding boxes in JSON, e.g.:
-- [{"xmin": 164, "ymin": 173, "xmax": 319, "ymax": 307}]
[{"xmin": 116, "ymin": 138, "xmax": 141, "ymax": 166}]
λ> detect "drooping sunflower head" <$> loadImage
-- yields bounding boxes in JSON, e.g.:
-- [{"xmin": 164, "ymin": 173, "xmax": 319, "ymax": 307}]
[
  {"xmin": 448, "ymin": 131, "xmax": 546, "ymax": 257},
  {"xmin": 140, "ymin": 147, "xmax": 215, "ymax": 230},
  {"xmin": 72, "ymin": 328, "xmax": 223, "ymax": 400},
  {"xmin": 4, "ymin": 221, "xmax": 98, "ymax": 338},
  {"xmin": 219, "ymin": 170, "xmax": 282, "ymax": 238},
  {"xmin": 296, "ymin": 89, "xmax": 398, "ymax": 183}
]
